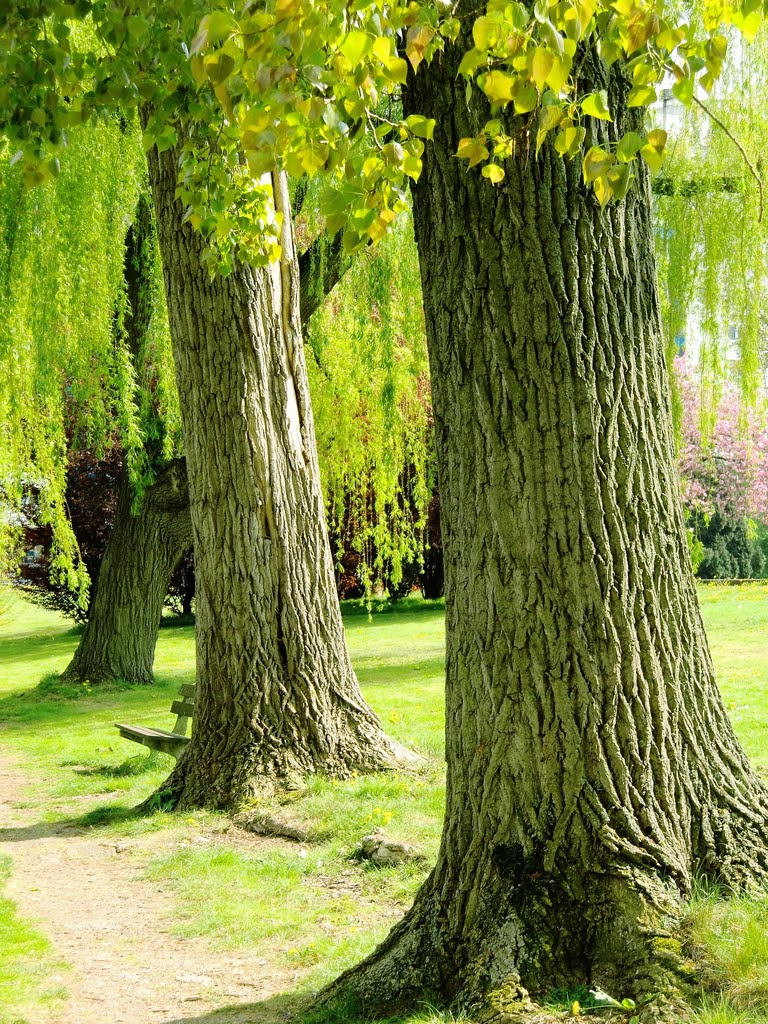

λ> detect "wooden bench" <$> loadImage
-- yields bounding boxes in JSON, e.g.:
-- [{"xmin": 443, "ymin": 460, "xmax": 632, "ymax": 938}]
[{"xmin": 115, "ymin": 683, "xmax": 195, "ymax": 759}]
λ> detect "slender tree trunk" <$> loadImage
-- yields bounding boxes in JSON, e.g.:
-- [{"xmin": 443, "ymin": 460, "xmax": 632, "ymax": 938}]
[
  {"xmin": 144, "ymin": 139, "xmax": 399, "ymax": 809},
  {"xmin": 60, "ymin": 460, "xmax": 192, "ymax": 684},
  {"xmin": 60, "ymin": 191, "xmax": 190, "ymax": 686},
  {"xmin": 333, "ymin": 31, "xmax": 768, "ymax": 1015}
]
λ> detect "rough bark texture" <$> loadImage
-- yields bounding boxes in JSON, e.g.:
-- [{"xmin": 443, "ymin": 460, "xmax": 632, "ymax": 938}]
[
  {"xmin": 332, "ymin": 30, "xmax": 768, "ymax": 1015},
  {"xmin": 144, "ymin": 140, "xmax": 399, "ymax": 810},
  {"xmin": 61, "ymin": 201, "xmax": 348, "ymax": 687},
  {"xmin": 60, "ymin": 460, "xmax": 192, "ymax": 684},
  {"xmin": 298, "ymin": 229, "xmax": 350, "ymax": 329}
]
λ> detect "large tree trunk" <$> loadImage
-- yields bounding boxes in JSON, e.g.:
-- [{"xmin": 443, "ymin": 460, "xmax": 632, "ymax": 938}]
[
  {"xmin": 333, "ymin": 32, "xmax": 768, "ymax": 1016},
  {"xmin": 144, "ymin": 141, "xmax": 399, "ymax": 809},
  {"xmin": 60, "ymin": 187, "xmax": 346, "ymax": 687},
  {"xmin": 60, "ymin": 460, "xmax": 192, "ymax": 684}
]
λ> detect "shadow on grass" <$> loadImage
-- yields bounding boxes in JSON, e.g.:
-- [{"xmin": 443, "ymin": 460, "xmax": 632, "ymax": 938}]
[
  {"xmin": 341, "ymin": 596, "xmax": 445, "ymax": 620},
  {"xmin": 0, "ymin": 671, "xmax": 185, "ymax": 729},
  {"xmin": 164, "ymin": 991, "xmax": 409, "ymax": 1024},
  {"xmin": 0, "ymin": 801, "xmax": 155, "ymax": 843},
  {"xmin": 69, "ymin": 750, "xmax": 169, "ymax": 779}
]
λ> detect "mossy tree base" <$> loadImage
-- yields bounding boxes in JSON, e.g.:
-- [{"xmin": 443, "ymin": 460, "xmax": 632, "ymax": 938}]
[
  {"xmin": 326, "ymin": 8, "xmax": 768, "ymax": 1020},
  {"xmin": 326, "ymin": 865, "xmax": 702, "ymax": 1021}
]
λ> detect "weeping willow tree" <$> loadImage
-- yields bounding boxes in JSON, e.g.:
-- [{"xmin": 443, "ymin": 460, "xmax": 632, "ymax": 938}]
[
  {"xmin": 652, "ymin": 29, "xmax": 768, "ymax": 585},
  {"xmin": 0, "ymin": 119, "xmax": 180, "ymax": 603},
  {"xmin": 2, "ymin": 118, "xmax": 433, "ymax": 703},
  {"xmin": 654, "ymin": 30, "xmax": 768, "ymax": 405},
  {"xmin": 307, "ymin": 211, "xmax": 433, "ymax": 595}
]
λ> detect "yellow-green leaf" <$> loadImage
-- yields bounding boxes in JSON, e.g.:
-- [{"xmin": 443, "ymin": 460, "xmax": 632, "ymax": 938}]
[
  {"xmin": 340, "ymin": 30, "xmax": 374, "ymax": 65},
  {"xmin": 627, "ymin": 84, "xmax": 657, "ymax": 107},
  {"xmin": 458, "ymin": 48, "xmax": 487, "ymax": 78},
  {"xmin": 616, "ymin": 131, "xmax": 642, "ymax": 162},
  {"xmin": 456, "ymin": 135, "xmax": 490, "ymax": 168},
  {"xmin": 546, "ymin": 52, "xmax": 571, "ymax": 94},
  {"xmin": 640, "ymin": 143, "xmax": 662, "ymax": 172},
  {"xmin": 531, "ymin": 48, "xmax": 554, "ymax": 89},
  {"xmin": 593, "ymin": 172, "xmax": 612, "ymax": 209},
  {"xmin": 482, "ymin": 70, "xmax": 517, "ymax": 105},
  {"xmin": 582, "ymin": 146, "xmax": 614, "ymax": 183},
  {"xmin": 383, "ymin": 56, "xmax": 409, "ymax": 84},
  {"xmin": 473, "ymin": 15, "xmax": 501, "ymax": 50},
  {"xmin": 514, "ymin": 83, "xmax": 538, "ymax": 113},
  {"xmin": 406, "ymin": 115, "xmax": 436, "ymax": 140},
  {"xmin": 482, "ymin": 163, "xmax": 505, "ymax": 184},
  {"xmin": 581, "ymin": 90, "xmax": 611, "ymax": 120}
]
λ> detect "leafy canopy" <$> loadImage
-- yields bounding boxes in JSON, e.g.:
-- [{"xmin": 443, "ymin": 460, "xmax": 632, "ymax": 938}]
[{"xmin": 0, "ymin": 0, "xmax": 765, "ymax": 270}]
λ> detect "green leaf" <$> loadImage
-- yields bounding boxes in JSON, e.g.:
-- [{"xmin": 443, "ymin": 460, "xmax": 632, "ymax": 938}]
[
  {"xmin": 405, "ymin": 115, "xmax": 436, "ymax": 140},
  {"xmin": 205, "ymin": 11, "xmax": 237, "ymax": 45},
  {"xmin": 606, "ymin": 162, "xmax": 632, "ymax": 200},
  {"xmin": 340, "ymin": 30, "xmax": 374, "ymax": 65},
  {"xmin": 482, "ymin": 70, "xmax": 517, "ymax": 105},
  {"xmin": 581, "ymin": 90, "xmax": 611, "ymax": 121},
  {"xmin": 536, "ymin": 104, "xmax": 563, "ymax": 155},
  {"xmin": 672, "ymin": 76, "xmax": 694, "ymax": 104},
  {"xmin": 539, "ymin": 20, "xmax": 565, "ymax": 55},
  {"xmin": 616, "ymin": 131, "xmax": 643, "ymax": 162},
  {"xmin": 482, "ymin": 163, "xmax": 505, "ymax": 184},
  {"xmin": 627, "ymin": 84, "xmax": 657, "ymax": 107},
  {"xmin": 204, "ymin": 51, "xmax": 236, "ymax": 86}
]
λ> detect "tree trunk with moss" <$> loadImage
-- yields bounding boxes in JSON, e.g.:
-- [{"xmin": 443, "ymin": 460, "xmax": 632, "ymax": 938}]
[
  {"xmin": 145, "ymin": 140, "xmax": 399, "ymax": 810},
  {"xmin": 60, "ymin": 459, "xmax": 192, "ymax": 684},
  {"xmin": 333, "ymin": 30, "xmax": 768, "ymax": 1016}
]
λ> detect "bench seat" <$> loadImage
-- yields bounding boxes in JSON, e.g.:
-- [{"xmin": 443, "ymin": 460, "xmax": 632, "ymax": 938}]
[{"xmin": 115, "ymin": 690, "xmax": 193, "ymax": 759}]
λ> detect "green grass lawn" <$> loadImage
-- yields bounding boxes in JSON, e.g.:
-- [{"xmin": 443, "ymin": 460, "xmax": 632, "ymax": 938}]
[{"xmin": 0, "ymin": 586, "xmax": 767, "ymax": 1023}]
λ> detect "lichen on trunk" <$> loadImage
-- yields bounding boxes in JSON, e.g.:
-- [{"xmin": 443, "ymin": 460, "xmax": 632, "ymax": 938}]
[
  {"xmin": 329, "ymin": 21, "xmax": 768, "ymax": 1017},
  {"xmin": 144, "ymin": 139, "xmax": 401, "ymax": 810}
]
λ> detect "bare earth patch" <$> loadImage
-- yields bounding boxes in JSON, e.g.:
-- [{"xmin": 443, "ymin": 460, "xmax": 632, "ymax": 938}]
[{"xmin": 0, "ymin": 752, "xmax": 302, "ymax": 1024}]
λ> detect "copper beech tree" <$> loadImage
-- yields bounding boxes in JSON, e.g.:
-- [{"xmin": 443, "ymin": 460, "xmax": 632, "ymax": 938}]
[{"xmin": 2, "ymin": 0, "xmax": 768, "ymax": 1009}]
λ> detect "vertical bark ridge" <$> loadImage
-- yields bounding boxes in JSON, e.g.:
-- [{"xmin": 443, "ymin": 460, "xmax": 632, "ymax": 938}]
[
  {"xmin": 330, "ymin": 29, "xmax": 768, "ymax": 1013},
  {"xmin": 144, "ymin": 136, "xmax": 400, "ymax": 810}
]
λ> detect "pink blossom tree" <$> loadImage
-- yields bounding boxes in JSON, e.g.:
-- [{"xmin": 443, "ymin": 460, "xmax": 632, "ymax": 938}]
[{"xmin": 676, "ymin": 357, "xmax": 768, "ymax": 577}]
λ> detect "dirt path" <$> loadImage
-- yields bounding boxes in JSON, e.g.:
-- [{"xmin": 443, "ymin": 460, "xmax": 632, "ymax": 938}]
[{"xmin": 0, "ymin": 752, "xmax": 298, "ymax": 1024}]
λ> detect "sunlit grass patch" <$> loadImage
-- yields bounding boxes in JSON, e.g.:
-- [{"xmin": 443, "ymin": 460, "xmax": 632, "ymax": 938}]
[
  {"xmin": 141, "ymin": 841, "xmax": 410, "ymax": 986},
  {"xmin": 685, "ymin": 884, "xmax": 768, "ymax": 1019},
  {"xmin": 0, "ymin": 854, "xmax": 68, "ymax": 1023}
]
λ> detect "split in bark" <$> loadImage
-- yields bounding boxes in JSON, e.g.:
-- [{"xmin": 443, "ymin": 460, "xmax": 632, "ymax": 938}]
[
  {"xmin": 328, "ymin": 21, "xmax": 768, "ymax": 1018},
  {"xmin": 144, "ymin": 132, "xmax": 403, "ymax": 810}
]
